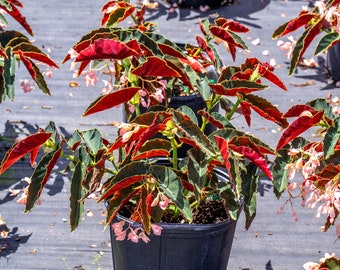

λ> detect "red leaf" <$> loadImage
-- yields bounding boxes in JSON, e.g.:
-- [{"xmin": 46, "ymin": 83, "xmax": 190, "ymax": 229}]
[
  {"xmin": 283, "ymin": 104, "xmax": 318, "ymax": 118},
  {"xmin": 158, "ymin": 43, "xmax": 205, "ymax": 73},
  {"xmin": 210, "ymin": 80, "xmax": 267, "ymax": 96},
  {"xmin": 272, "ymin": 11, "xmax": 315, "ymax": 39},
  {"xmin": 2, "ymin": 2, "xmax": 33, "ymax": 36},
  {"xmin": 83, "ymin": 87, "xmax": 140, "ymax": 116},
  {"xmin": 258, "ymin": 64, "xmax": 287, "ymax": 91},
  {"xmin": 196, "ymin": 35, "xmax": 215, "ymax": 64},
  {"xmin": 18, "ymin": 50, "xmax": 36, "ymax": 80},
  {"xmin": 132, "ymin": 149, "xmax": 170, "ymax": 161},
  {"xmin": 38, "ymin": 143, "xmax": 62, "ymax": 196},
  {"xmin": 132, "ymin": 56, "xmax": 181, "ymax": 77},
  {"xmin": 29, "ymin": 146, "xmax": 40, "ymax": 167},
  {"xmin": 235, "ymin": 146, "xmax": 273, "ymax": 180},
  {"xmin": 289, "ymin": 18, "xmax": 324, "ymax": 74},
  {"xmin": 18, "ymin": 51, "xmax": 59, "ymax": 69},
  {"xmin": 276, "ymin": 111, "xmax": 324, "ymax": 151},
  {"xmin": 75, "ymin": 39, "xmax": 140, "ymax": 62},
  {"xmin": 100, "ymin": 175, "xmax": 144, "ymax": 202},
  {"xmin": 240, "ymin": 101, "xmax": 251, "ymax": 126},
  {"xmin": 0, "ymin": 132, "xmax": 52, "ymax": 174},
  {"xmin": 214, "ymin": 136, "xmax": 232, "ymax": 180},
  {"xmin": 197, "ymin": 110, "xmax": 224, "ymax": 129},
  {"xmin": 241, "ymin": 94, "xmax": 289, "ymax": 128}
]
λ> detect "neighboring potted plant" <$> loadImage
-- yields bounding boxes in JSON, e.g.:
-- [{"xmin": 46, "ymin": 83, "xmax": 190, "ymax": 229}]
[
  {"xmin": 0, "ymin": 0, "xmax": 58, "ymax": 102},
  {"xmin": 0, "ymin": 0, "xmax": 339, "ymax": 269}
]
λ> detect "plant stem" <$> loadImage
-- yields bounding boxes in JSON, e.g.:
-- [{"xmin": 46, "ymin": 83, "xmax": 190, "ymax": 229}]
[{"xmin": 227, "ymin": 96, "xmax": 241, "ymax": 121}]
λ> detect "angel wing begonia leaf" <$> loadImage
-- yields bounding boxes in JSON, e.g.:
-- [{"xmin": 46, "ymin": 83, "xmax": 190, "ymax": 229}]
[
  {"xmin": 283, "ymin": 104, "xmax": 319, "ymax": 118},
  {"xmin": 12, "ymin": 42, "xmax": 59, "ymax": 68},
  {"xmin": 209, "ymin": 26, "xmax": 248, "ymax": 51},
  {"xmin": 272, "ymin": 11, "xmax": 315, "ymax": 39},
  {"xmin": 83, "ymin": 87, "xmax": 140, "ymax": 116},
  {"xmin": 132, "ymin": 56, "xmax": 181, "ymax": 77},
  {"xmin": 214, "ymin": 136, "xmax": 232, "ymax": 180},
  {"xmin": 99, "ymin": 160, "xmax": 150, "ymax": 202},
  {"xmin": 75, "ymin": 38, "xmax": 140, "ymax": 62},
  {"xmin": 25, "ymin": 142, "xmax": 62, "ymax": 212},
  {"xmin": 315, "ymin": 32, "xmax": 340, "ymax": 55},
  {"xmin": 0, "ymin": 132, "xmax": 52, "ymax": 174},
  {"xmin": 210, "ymin": 80, "xmax": 268, "ymax": 96},
  {"xmin": 276, "ymin": 111, "xmax": 324, "ymax": 151},
  {"xmin": 323, "ymin": 117, "xmax": 340, "ymax": 159},
  {"xmin": 132, "ymin": 139, "xmax": 171, "ymax": 161},
  {"xmin": 241, "ymin": 94, "xmax": 289, "ymax": 128},
  {"xmin": 104, "ymin": 6, "xmax": 135, "ymax": 28},
  {"xmin": 0, "ymin": 1, "xmax": 33, "ymax": 36},
  {"xmin": 235, "ymin": 146, "xmax": 273, "ymax": 180},
  {"xmin": 289, "ymin": 18, "xmax": 324, "ymax": 75}
]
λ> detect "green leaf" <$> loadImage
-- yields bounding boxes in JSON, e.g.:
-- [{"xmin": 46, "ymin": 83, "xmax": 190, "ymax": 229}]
[
  {"xmin": 187, "ymin": 148, "xmax": 208, "ymax": 200},
  {"xmin": 69, "ymin": 147, "xmax": 87, "ymax": 231},
  {"xmin": 25, "ymin": 143, "xmax": 62, "ymax": 212},
  {"xmin": 272, "ymin": 147, "xmax": 290, "ymax": 197},
  {"xmin": 4, "ymin": 48, "xmax": 15, "ymax": 100},
  {"xmin": 150, "ymin": 165, "xmax": 192, "ymax": 221},
  {"xmin": 324, "ymin": 117, "xmax": 340, "ymax": 159},
  {"xmin": 315, "ymin": 32, "xmax": 340, "ymax": 55},
  {"xmin": 241, "ymin": 163, "xmax": 259, "ymax": 230},
  {"xmin": 80, "ymin": 129, "xmax": 104, "ymax": 156},
  {"xmin": 0, "ymin": 132, "xmax": 52, "ymax": 174},
  {"xmin": 289, "ymin": 19, "xmax": 323, "ymax": 75}
]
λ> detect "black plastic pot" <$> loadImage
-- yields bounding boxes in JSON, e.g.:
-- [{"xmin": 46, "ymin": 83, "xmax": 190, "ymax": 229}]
[
  {"xmin": 109, "ymin": 168, "xmax": 240, "ymax": 270},
  {"xmin": 327, "ymin": 42, "xmax": 340, "ymax": 82}
]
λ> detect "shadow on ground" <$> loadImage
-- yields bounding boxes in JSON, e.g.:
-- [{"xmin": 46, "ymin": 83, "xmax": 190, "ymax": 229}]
[{"xmin": 145, "ymin": 0, "xmax": 271, "ymax": 27}]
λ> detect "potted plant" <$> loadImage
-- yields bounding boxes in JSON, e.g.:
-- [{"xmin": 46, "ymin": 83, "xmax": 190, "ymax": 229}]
[
  {"xmin": 0, "ymin": 0, "xmax": 58, "ymax": 102},
  {"xmin": 0, "ymin": 0, "xmax": 339, "ymax": 269}
]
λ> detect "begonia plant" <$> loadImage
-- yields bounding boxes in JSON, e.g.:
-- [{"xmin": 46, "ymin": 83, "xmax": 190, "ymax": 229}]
[
  {"xmin": 0, "ymin": 4, "xmax": 338, "ymax": 265},
  {"xmin": 0, "ymin": 0, "xmax": 58, "ymax": 102}
]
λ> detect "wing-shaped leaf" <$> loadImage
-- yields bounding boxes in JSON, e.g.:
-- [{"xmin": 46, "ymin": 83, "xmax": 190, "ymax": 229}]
[
  {"xmin": 214, "ymin": 136, "xmax": 232, "ymax": 180},
  {"xmin": 75, "ymin": 38, "xmax": 140, "ymax": 62},
  {"xmin": 241, "ymin": 94, "xmax": 288, "ymax": 128},
  {"xmin": 323, "ymin": 117, "xmax": 340, "ymax": 159},
  {"xmin": 132, "ymin": 139, "xmax": 171, "ymax": 161},
  {"xmin": 132, "ymin": 56, "xmax": 181, "ymax": 77},
  {"xmin": 0, "ymin": 1, "xmax": 33, "ymax": 35},
  {"xmin": 289, "ymin": 19, "xmax": 324, "ymax": 75},
  {"xmin": 69, "ymin": 157, "xmax": 86, "ymax": 231},
  {"xmin": 315, "ymin": 32, "xmax": 340, "ymax": 55},
  {"xmin": 99, "ymin": 160, "xmax": 150, "ymax": 202},
  {"xmin": 83, "ymin": 87, "xmax": 140, "ymax": 116},
  {"xmin": 283, "ymin": 104, "xmax": 319, "ymax": 117},
  {"xmin": 210, "ymin": 26, "xmax": 248, "ymax": 50},
  {"xmin": 80, "ymin": 129, "xmax": 104, "ymax": 156},
  {"xmin": 25, "ymin": 142, "xmax": 62, "ymax": 212},
  {"xmin": 210, "ymin": 80, "xmax": 268, "ymax": 96},
  {"xmin": 150, "ymin": 165, "xmax": 192, "ymax": 221},
  {"xmin": 235, "ymin": 146, "xmax": 272, "ymax": 180},
  {"xmin": 272, "ymin": 11, "xmax": 314, "ymax": 39},
  {"xmin": 276, "ymin": 111, "xmax": 324, "ymax": 151},
  {"xmin": 12, "ymin": 42, "xmax": 58, "ymax": 68},
  {"xmin": 0, "ymin": 132, "xmax": 52, "ymax": 174}
]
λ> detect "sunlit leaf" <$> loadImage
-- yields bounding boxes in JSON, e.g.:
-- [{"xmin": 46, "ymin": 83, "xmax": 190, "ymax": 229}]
[
  {"xmin": 83, "ymin": 87, "xmax": 140, "ymax": 116},
  {"xmin": 0, "ymin": 132, "xmax": 52, "ymax": 174},
  {"xmin": 276, "ymin": 111, "xmax": 324, "ymax": 151}
]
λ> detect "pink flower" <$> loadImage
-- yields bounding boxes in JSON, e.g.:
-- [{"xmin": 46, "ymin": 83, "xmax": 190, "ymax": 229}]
[
  {"xmin": 43, "ymin": 68, "xmax": 53, "ymax": 78},
  {"xmin": 139, "ymin": 232, "xmax": 150, "ymax": 243},
  {"xmin": 128, "ymin": 230, "xmax": 139, "ymax": 243},
  {"xmin": 20, "ymin": 79, "xmax": 35, "ymax": 93},
  {"xmin": 151, "ymin": 224, "xmax": 162, "ymax": 236},
  {"xmin": 84, "ymin": 69, "xmax": 98, "ymax": 87},
  {"xmin": 159, "ymin": 195, "xmax": 170, "ymax": 210},
  {"xmin": 101, "ymin": 80, "xmax": 113, "ymax": 95}
]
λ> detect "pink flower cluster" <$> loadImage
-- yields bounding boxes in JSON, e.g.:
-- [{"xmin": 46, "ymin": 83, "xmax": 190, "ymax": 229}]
[{"xmin": 112, "ymin": 220, "xmax": 162, "ymax": 243}]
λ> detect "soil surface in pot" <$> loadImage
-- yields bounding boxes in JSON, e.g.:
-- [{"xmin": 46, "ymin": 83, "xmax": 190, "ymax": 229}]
[{"xmin": 120, "ymin": 199, "xmax": 230, "ymax": 224}]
